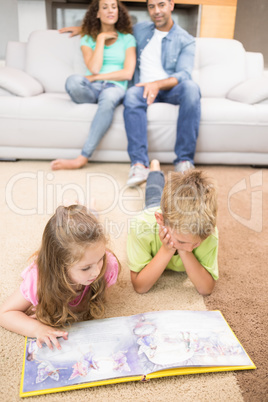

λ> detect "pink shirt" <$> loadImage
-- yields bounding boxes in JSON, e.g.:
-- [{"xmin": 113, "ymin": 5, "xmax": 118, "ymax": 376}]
[{"xmin": 20, "ymin": 251, "xmax": 119, "ymax": 307}]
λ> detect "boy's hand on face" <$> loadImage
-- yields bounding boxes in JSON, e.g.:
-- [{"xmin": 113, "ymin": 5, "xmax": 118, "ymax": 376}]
[
  {"xmin": 159, "ymin": 226, "xmax": 176, "ymax": 255},
  {"xmin": 176, "ymin": 239, "xmax": 201, "ymax": 254}
]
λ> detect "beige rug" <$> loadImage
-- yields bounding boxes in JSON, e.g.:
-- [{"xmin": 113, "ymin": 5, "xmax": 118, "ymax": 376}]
[{"xmin": 1, "ymin": 161, "xmax": 265, "ymax": 402}]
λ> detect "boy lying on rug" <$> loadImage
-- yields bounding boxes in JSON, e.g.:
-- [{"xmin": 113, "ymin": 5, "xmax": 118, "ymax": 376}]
[{"xmin": 127, "ymin": 160, "xmax": 218, "ymax": 295}]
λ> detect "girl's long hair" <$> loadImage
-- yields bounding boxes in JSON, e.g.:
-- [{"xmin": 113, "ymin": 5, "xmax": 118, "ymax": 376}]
[
  {"xmin": 31, "ymin": 205, "xmax": 115, "ymax": 327},
  {"xmin": 81, "ymin": 0, "xmax": 132, "ymax": 40}
]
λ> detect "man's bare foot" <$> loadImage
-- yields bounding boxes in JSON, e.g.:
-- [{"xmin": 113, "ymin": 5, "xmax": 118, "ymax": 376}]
[
  {"xmin": 150, "ymin": 159, "xmax": 161, "ymax": 171},
  {"xmin": 51, "ymin": 155, "xmax": 88, "ymax": 171}
]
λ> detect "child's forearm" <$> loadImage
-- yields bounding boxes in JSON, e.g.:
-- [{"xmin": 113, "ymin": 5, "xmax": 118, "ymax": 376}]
[
  {"xmin": 0, "ymin": 310, "xmax": 45, "ymax": 338},
  {"xmin": 131, "ymin": 246, "xmax": 175, "ymax": 293},
  {"xmin": 178, "ymin": 250, "xmax": 215, "ymax": 295},
  {"xmin": 0, "ymin": 289, "xmax": 68, "ymax": 349},
  {"xmin": 0, "ymin": 310, "xmax": 68, "ymax": 350}
]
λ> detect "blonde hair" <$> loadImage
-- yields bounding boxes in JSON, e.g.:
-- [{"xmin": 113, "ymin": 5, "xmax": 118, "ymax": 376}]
[
  {"xmin": 160, "ymin": 170, "xmax": 217, "ymax": 239},
  {"xmin": 30, "ymin": 205, "xmax": 118, "ymax": 327}
]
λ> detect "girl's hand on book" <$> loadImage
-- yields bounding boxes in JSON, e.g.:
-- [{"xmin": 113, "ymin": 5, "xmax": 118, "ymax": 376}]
[{"xmin": 35, "ymin": 326, "xmax": 68, "ymax": 350}]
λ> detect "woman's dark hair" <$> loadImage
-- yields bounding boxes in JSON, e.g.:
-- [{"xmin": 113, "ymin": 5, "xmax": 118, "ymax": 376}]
[{"xmin": 81, "ymin": 0, "xmax": 132, "ymax": 40}]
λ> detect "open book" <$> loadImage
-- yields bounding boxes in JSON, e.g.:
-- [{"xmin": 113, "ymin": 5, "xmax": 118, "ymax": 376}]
[{"xmin": 20, "ymin": 310, "xmax": 255, "ymax": 397}]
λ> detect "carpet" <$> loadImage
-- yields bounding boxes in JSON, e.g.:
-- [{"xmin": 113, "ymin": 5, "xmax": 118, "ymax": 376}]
[{"xmin": 0, "ymin": 161, "xmax": 266, "ymax": 402}]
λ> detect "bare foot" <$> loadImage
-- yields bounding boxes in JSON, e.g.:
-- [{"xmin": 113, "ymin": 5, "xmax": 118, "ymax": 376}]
[
  {"xmin": 150, "ymin": 159, "xmax": 161, "ymax": 171},
  {"xmin": 51, "ymin": 155, "xmax": 88, "ymax": 171}
]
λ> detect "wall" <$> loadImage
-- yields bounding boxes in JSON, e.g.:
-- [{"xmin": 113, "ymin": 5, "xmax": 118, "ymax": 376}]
[
  {"xmin": 234, "ymin": 0, "xmax": 268, "ymax": 68},
  {"xmin": 0, "ymin": 0, "xmax": 267, "ymax": 68},
  {"xmin": 17, "ymin": 0, "xmax": 47, "ymax": 42},
  {"xmin": 0, "ymin": 0, "xmax": 19, "ymax": 60}
]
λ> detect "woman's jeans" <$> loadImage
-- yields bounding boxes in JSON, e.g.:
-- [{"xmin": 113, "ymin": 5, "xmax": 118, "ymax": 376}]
[
  {"xmin": 123, "ymin": 80, "xmax": 201, "ymax": 167},
  {"xmin": 66, "ymin": 75, "xmax": 125, "ymax": 158},
  {"xmin": 145, "ymin": 171, "xmax": 165, "ymax": 209}
]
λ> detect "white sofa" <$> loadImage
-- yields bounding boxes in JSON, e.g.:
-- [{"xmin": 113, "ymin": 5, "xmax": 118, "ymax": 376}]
[{"xmin": 0, "ymin": 30, "xmax": 268, "ymax": 165}]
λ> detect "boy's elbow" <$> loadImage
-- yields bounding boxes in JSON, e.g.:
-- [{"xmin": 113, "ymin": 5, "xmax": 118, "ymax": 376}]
[
  {"xmin": 130, "ymin": 270, "xmax": 153, "ymax": 294},
  {"xmin": 199, "ymin": 289, "xmax": 212, "ymax": 296},
  {"xmin": 197, "ymin": 280, "xmax": 215, "ymax": 296},
  {"xmin": 131, "ymin": 277, "xmax": 151, "ymax": 294},
  {"xmin": 132, "ymin": 281, "xmax": 149, "ymax": 294}
]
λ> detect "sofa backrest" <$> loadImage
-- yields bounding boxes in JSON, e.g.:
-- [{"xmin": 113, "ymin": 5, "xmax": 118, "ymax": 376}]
[
  {"xmin": 23, "ymin": 30, "xmax": 260, "ymax": 97},
  {"xmin": 192, "ymin": 38, "xmax": 247, "ymax": 98},
  {"xmin": 25, "ymin": 30, "xmax": 85, "ymax": 93}
]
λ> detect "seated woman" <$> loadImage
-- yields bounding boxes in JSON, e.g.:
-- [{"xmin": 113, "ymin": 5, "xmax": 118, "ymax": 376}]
[{"xmin": 51, "ymin": 0, "xmax": 136, "ymax": 170}]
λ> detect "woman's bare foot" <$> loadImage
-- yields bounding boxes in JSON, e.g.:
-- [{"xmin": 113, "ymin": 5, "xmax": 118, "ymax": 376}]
[
  {"xmin": 150, "ymin": 159, "xmax": 161, "ymax": 171},
  {"xmin": 51, "ymin": 155, "xmax": 88, "ymax": 171}
]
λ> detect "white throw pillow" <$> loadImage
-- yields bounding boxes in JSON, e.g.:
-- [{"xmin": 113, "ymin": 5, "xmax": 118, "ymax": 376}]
[
  {"xmin": 227, "ymin": 76, "xmax": 268, "ymax": 104},
  {"xmin": 0, "ymin": 66, "xmax": 43, "ymax": 96}
]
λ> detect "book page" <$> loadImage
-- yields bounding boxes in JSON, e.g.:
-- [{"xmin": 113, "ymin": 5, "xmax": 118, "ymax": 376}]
[
  {"xmin": 22, "ymin": 315, "xmax": 144, "ymax": 394},
  {"xmin": 131, "ymin": 310, "xmax": 253, "ymax": 374},
  {"xmin": 21, "ymin": 310, "xmax": 254, "ymax": 395}
]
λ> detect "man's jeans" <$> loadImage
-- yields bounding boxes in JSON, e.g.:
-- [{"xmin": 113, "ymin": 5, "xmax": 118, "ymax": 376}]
[
  {"xmin": 145, "ymin": 171, "xmax": 165, "ymax": 209},
  {"xmin": 123, "ymin": 80, "xmax": 201, "ymax": 167},
  {"xmin": 66, "ymin": 75, "xmax": 125, "ymax": 158}
]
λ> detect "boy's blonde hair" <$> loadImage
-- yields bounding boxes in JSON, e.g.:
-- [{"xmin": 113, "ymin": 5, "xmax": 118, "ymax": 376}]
[
  {"xmin": 160, "ymin": 170, "xmax": 217, "ymax": 239},
  {"xmin": 29, "ymin": 205, "xmax": 119, "ymax": 328}
]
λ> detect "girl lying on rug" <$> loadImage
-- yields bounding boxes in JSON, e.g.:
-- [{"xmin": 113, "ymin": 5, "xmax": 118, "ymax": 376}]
[{"xmin": 0, "ymin": 204, "xmax": 119, "ymax": 350}]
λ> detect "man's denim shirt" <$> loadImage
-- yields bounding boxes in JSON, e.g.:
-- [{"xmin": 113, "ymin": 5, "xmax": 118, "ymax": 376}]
[{"xmin": 131, "ymin": 20, "xmax": 196, "ymax": 86}]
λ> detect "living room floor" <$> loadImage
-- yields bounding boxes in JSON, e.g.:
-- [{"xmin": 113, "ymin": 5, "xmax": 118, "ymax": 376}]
[{"xmin": 0, "ymin": 161, "xmax": 267, "ymax": 402}]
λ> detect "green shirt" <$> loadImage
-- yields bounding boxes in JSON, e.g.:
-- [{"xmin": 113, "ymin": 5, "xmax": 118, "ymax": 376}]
[
  {"xmin": 80, "ymin": 32, "xmax": 136, "ymax": 90},
  {"xmin": 127, "ymin": 206, "xmax": 219, "ymax": 280}
]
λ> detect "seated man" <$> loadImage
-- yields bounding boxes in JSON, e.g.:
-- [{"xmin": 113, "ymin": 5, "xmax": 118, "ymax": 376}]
[{"xmin": 124, "ymin": 0, "xmax": 201, "ymax": 186}]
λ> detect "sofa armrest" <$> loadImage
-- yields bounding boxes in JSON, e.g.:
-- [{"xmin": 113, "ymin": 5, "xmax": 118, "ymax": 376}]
[
  {"xmin": 226, "ymin": 75, "xmax": 268, "ymax": 104},
  {"xmin": 0, "ymin": 67, "xmax": 43, "ymax": 97}
]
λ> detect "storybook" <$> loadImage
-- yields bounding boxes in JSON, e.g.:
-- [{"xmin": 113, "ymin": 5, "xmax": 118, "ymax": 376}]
[{"xmin": 20, "ymin": 310, "xmax": 255, "ymax": 397}]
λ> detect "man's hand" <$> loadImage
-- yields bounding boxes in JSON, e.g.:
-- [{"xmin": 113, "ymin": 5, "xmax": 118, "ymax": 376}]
[
  {"xmin": 136, "ymin": 82, "xmax": 160, "ymax": 105},
  {"xmin": 59, "ymin": 26, "xmax": 81, "ymax": 37},
  {"xmin": 35, "ymin": 325, "xmax": 68, "ymax": 350}
]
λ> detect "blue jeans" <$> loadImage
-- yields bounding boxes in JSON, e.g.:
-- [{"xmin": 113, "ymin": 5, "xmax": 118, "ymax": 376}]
[
  {"xmin": 123, "ymin": 81, "xmax": 201, "ymax": 167},
  {"xmin": 66, "ymin": 75, "xmax": 125, "ymax": 158},
  {"xmin": 145, "ymin": 171, "xmax": 165, "ymax": 209}
]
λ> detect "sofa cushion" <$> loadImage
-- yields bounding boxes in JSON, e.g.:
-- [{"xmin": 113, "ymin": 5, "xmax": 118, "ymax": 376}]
[
  {"xmin": 25, "ymin": 30, "xmax": 85, "ymax": 93},
  {"xmin": 226, "ymin": 76, "xmax": 268, "ymax": 104},
  {"xmin": 193, "ymin": 38, "xmax": 247, "ymax": 98},
  {"xmin": 0, "ymin": 67, "xmax": 43, "ymax": 97}
]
